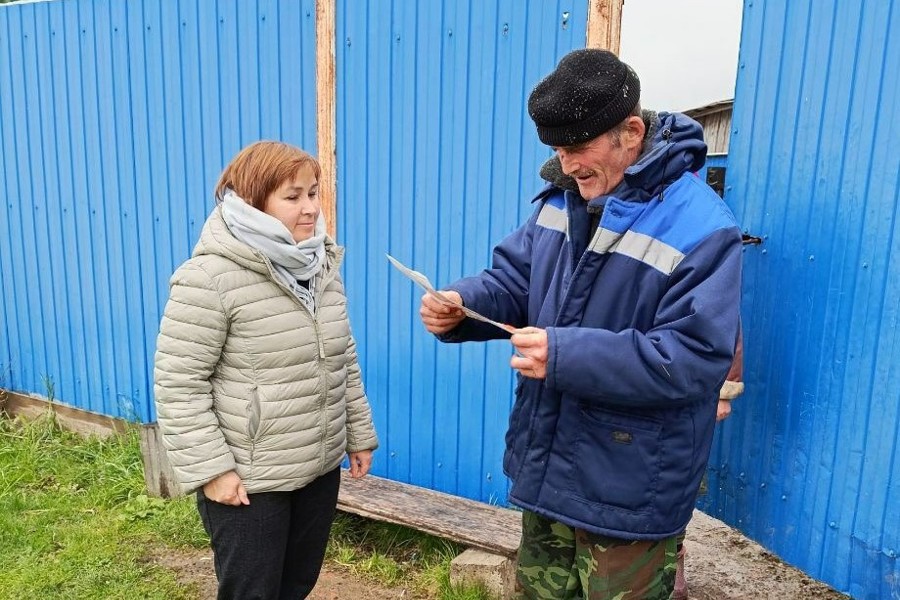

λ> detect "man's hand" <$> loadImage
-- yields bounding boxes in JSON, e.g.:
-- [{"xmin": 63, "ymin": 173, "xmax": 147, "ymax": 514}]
[
  {"xmin": 419, "ymin": 291, "xmax": 465, "ymax": 334},
  {"xmin": 510, "ymin": 327, "xmax": 548, "ymax": 379},
  {"xmin": 203, "ymin": 470, "xmax": 250, "ymax": 506},
  {"xmin": 716, "ymin": 399, "xmax": 732, "ymax": 421},
  {"xmin": 348, "ymin": 450, "xmax": 373, "ymax": 478}
]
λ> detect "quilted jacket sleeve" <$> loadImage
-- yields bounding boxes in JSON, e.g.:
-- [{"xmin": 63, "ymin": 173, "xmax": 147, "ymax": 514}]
[
  {"xmin": 343, "ymin": 331, "xmax": 379, "ymax": 453},
  {"xmin": 154, "ymin": 261, "xmax": 236, "ymax": 494}
]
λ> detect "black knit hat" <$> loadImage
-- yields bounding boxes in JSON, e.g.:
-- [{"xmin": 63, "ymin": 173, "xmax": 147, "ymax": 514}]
[{"xmin": 528, "ymin": 49, "xmax": 640, "ymax": 147}]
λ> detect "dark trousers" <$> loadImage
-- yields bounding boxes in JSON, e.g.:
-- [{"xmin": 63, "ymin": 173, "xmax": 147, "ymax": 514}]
[{"xmin": 197, "ymin": 467, "xmax": 341, "ymax": 600}]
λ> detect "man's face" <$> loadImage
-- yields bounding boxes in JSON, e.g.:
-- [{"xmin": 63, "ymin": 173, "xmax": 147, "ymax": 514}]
[{"xmin": 553, "ymin": 117, "xmax": 644, "ymax": 200}]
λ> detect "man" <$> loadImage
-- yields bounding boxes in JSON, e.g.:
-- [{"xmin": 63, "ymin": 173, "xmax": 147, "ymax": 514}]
[{"xmin": 419, "ymin": 49, "xmax": 742, "ymax": 599}]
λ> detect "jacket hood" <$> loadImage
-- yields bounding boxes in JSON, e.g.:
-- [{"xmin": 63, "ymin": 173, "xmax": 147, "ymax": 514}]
[
  {"xmin": 193, "ymin": 205, "xmax": 341, "ymax": 276},
  {"xmin": 621, "ymin": 111, "xmax": 706, "ymax": 201},
  {"xmin": 537, "ymin": 110, "xmax": 706, "ymax": 204}
]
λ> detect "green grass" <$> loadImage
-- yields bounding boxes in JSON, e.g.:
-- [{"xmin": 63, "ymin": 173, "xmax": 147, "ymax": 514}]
[
  {"xmin": 328, "ymin": 513, "xmax": 495, "ymax": 599},
  {"xmin": 0, "ymin": 413, "xmax": 495, "ymax": 600},
  {"xmin": 0, "ymin": 413, "xmax": 206, "ymax": 599}
]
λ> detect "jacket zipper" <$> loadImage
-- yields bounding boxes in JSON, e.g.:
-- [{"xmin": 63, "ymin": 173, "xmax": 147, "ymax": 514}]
[
  {"xmin": 558, "ymin": 194, "xmax": 591, "ymax": 324},
  {"xmin": 259, "ymin": 253, "xmax": 337, "ymax": 472},
  {"xmin": 556, "ymin": 194, "xmax": 620, "ymax": 325},
  {"xmin": 310, "ymin": 261, "xmax": 336, "ymax": 471},
  {"xmin": 308, "ymin": 272, "xmax": 329, "ymax": 472}
]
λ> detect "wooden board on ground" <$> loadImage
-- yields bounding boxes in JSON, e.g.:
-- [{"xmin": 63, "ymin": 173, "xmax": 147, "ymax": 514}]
[
  {"xmin": 1, "ymin": 390, "xmax": 128, "ymax": 438},
  {"xmin": 337, "ymin": 471, "xmax": 522, "ymax": 557}
]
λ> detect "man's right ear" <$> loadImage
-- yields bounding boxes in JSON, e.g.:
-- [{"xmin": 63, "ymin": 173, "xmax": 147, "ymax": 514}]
[{"xmin": 624, "ymin": 116, "xmax": 646, "ymax": 150}]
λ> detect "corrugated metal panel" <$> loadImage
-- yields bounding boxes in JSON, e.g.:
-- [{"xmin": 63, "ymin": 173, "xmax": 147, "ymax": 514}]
[
  {"xmin": 336, "ymin": 0, "xmax": 587, "ymax": 502},
  {"xmin": 0, "ymin": 0, "xmax": 317, "ymax": 421},
  {"xmin": 699, "ymin": 1, "xmax": 900, "ymax": 597}
]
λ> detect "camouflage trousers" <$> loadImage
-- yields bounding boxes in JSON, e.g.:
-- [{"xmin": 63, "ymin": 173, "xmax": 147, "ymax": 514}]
[{"xmin": 515, "ymin": 510, "xmax": 678, "ymax": 600}]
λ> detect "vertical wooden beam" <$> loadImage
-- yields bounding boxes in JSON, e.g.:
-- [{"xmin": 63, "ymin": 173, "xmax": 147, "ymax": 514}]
[
  {"xmin": 586, "ymin": 0, "xmax": 624, "ymax": 54},
  {"xmin": 140, "ymin": 423, "xmax": 181, "ymax": 498},
  {"xmin": 316, "ymin": 0, "xmax": 337, "ymax": 238}
]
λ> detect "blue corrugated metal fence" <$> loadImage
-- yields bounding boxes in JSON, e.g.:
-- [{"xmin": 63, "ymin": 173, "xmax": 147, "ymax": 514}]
[
  {"xmin": 0, "ymin": 0, "xmax": 586, "ymax": 504},
  {"xmin": 4, "ymin": 0, "xmax": 899, "ymax": 596},
  {"xmin": 0, "ymin": 0, "xmax": 318, "ymax": 421},
  {"xmin": 335, "ymin": 0, "xmax": 586, "ymax": 500},
  {"xmin": 698, "ymin": 1, "xmax": 900, "ymax": 597}
]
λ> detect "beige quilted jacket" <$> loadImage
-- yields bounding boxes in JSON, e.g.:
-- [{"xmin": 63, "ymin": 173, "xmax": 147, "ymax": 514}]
[{"xmin": 154, "ymin": 206, "xmax": 378, "ymax": 495}]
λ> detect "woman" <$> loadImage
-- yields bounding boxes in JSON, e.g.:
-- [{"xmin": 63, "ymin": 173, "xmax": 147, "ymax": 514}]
[{"xmin": 154, "ymin": 141, "xmax": 378, "ymax": 600}]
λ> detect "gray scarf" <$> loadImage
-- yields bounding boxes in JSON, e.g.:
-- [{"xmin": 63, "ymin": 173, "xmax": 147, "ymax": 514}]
[{"xmin": 220, "ymin": 190, "xmax": 326, "ymax": 313}]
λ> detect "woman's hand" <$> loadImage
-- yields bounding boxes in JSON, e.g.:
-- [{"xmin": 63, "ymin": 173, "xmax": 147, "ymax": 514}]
[
  {"xmin": 203, "ymin": 470, "xmax": 250, "ymax": 506},
  {"xmin": 419, "ymin": 291, "xmax": 465, "ymax": 334},
  {"xmin": 348, "ymin": 450, "xmax": 373, "ymax": 478}
]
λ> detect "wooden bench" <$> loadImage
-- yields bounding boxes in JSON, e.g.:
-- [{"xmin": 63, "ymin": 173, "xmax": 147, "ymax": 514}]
[
  {"xmin": 338, "ymin": 471, "xmax": 522, "ymax": 598},
  {"xmin": 337, "ymin": 470, "xmax": 522, "ymax": 557}
]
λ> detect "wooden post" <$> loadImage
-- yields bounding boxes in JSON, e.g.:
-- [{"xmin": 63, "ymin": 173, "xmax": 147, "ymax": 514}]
[
  {"xmin": 586, "ymin": 0, "xmax": 624, "ymax": 53},
  {"xmin": 316, "ymin": 0, "xmax": 337, "ymax": 238},
  {"xmin": 139, "ymin": 423, "xmax": 181, "ymax": 499}
]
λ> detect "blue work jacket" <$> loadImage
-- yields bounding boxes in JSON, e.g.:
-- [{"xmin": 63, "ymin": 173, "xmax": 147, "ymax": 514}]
[{"xmin": 443, "ymin": 112, "xmax": 742, "ymax": 539}]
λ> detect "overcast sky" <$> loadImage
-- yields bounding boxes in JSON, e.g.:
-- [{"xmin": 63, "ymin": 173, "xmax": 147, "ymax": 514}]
[{"xmin": 619, "ymin": 0, "xmax": 744, "ymax": 112}]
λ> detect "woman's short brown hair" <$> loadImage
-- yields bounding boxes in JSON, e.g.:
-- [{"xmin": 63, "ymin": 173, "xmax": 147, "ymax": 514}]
[{"xmin": 215, "ymin": 141, "xmax": 321, "ymax": 210}]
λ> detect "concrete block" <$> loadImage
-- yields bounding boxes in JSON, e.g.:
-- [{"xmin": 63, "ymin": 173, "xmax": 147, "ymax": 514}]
[{"xmin": 450, "ymin": 548, "xmax": 517, "ymax": 600}]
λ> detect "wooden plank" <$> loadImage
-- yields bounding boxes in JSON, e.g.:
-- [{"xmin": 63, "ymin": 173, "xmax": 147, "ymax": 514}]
[
  {"xmin": 586, "ymin": 0, "xmax": 624, "ymax": 54},
  {"xmin": 1, "ymin": 390, "xmax": 128, "ymax": 438},
  {"xmin": 315, "ymin": 0, "xmax": 337, "ymax": 238},
  {"xmin": 338, "ymin": 471, "xmax": 522, "ymax": 557},
  {"xmin": 714, "ymin": 112, "xmax": 731, "ymax": 154},
  {"xmin": 139, "ymin": 423, "xmax": 182, "ymax": 499}
]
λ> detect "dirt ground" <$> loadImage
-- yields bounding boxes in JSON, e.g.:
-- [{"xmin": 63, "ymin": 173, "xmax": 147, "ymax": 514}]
[
  {"xmin": 679, "ymin": 511, "xmax": 848, "ymax": 600},
  {"xmin": 154, "ymin": 510, "xmax": 850, "ymax": 599},
  {"xmin": 152, "ymin": 549, "xmax": 421, "ymax": 600}
]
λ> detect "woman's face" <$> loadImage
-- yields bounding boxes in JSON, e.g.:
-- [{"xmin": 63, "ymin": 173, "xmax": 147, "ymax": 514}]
[{"xmin": 264, "ymin": 164, "xmax": 320, "ymax": 242}]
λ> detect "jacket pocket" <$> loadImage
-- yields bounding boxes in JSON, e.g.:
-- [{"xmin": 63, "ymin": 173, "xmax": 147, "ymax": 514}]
[
  {"xmin": 571, "ymin": 404, "xmax": 662, "ymax": 513},
  {"xmin": 503, "ymin": 377, "xmax": 529, "ymax": 476},
  {"xmin": 247, "ymin": 385, "xmax": 261, "ymax": 441}
]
